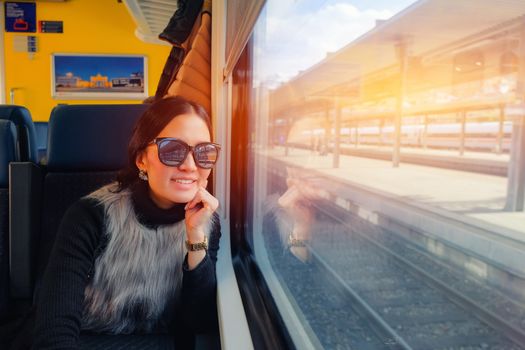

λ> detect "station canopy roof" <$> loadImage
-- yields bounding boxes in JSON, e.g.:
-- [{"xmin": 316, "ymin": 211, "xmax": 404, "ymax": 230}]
[{"xmin": 269, "ymin": 0, "xmax": 525, "ymax": 117}]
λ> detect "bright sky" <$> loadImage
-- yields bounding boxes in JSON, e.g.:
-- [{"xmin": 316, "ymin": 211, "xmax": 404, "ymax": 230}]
[{"xmin": 255, "ymin": 0, "xmax": 419, "ymax": 87}]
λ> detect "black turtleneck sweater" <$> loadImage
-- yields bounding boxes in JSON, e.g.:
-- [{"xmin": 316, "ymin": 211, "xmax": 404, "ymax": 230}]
[{"xmin": 31, "ymin": 182, "xmax": 221, "ymax": 349}]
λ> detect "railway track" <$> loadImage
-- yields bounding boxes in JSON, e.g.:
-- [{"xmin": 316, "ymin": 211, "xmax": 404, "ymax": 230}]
[{"xmin": 263, "ymin": 198, "xmax": 525, "ymax": 349}]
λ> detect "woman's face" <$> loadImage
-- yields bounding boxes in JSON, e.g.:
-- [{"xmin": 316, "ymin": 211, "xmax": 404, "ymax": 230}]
[{"xmin": 136, "ymin": 113, "xmax": 212, "ymax": 208}]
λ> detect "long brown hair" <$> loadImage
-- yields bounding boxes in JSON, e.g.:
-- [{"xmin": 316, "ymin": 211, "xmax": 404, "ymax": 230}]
[{"xmin": 116, "ymin": 96, "xmax": 212, "ymax": 191}]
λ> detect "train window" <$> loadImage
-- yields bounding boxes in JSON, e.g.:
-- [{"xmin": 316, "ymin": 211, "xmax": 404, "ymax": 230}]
[{"xmin": 240, "ymin": 0, "xmax": 525, "ymax": 348}]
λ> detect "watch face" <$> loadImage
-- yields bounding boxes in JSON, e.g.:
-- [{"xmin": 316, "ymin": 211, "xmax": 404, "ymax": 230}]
[{"xmin": 186, "ymin": 236, "xmax": 208, "ymax": 251}]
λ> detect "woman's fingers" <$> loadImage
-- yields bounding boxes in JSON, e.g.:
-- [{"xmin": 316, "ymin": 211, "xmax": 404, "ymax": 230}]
[
  {"xmin": 185, "ymin": 185, "xmax": 218, "ymax": 212},
  {"xmin": 196, "ymin": 187, "xmax": 218, "ymax": 211},
  {"xmin": 185, "ymin": 183, "xmax": 206, "ymax": 210},
  {"xmin": 185, "ymin": 185, "xmax": 219, "ymax": 236}
]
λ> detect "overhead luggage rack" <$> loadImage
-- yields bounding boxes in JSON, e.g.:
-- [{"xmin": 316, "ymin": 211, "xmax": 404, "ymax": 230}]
[{"xmin": 122, "ymin": 0, "xmax": 178, "ymax": 44}]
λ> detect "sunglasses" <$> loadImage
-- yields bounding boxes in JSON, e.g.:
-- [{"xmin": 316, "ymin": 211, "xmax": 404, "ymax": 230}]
[{"xmin": 148, "ymin": 138, "xmax": 221, "ymax": 169}]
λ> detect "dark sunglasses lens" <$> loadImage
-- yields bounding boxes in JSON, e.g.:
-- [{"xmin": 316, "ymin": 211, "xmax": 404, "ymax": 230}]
[
  {"xmin": 194, "ymin": 144, "xmax": 219, "ymax": 168},
  {"xmin": 158, "ymin": 140, "xmax": 188, "ymax": 166}
]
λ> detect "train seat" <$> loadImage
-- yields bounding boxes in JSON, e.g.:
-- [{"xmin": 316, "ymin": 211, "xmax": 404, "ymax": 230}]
[
  {"xmin": 9, "ymin": 104, "xmax": 148, "ymax": 304},
  {"xmin": 8, "ymin": 103, "xmax": 153, "ymax": 346},
  {"xmin": 33, "ymin": 122, "xmax": 49, "ymax": 164},
  {"xmin": 36, "ymin": 104, "xmax": 150, "ymax": 293},
  {"xmin": 0, "ymin": 119, "xmax": 19, "ymax": 321},
  {"xmin": 0, "ymin": 105, "xmax": 38, "ymax": 163}
]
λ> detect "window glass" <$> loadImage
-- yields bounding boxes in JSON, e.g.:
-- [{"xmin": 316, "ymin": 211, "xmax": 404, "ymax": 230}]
[{"xmin": 246, "ymin": 1, "xmax": 525, "ymax": 348}]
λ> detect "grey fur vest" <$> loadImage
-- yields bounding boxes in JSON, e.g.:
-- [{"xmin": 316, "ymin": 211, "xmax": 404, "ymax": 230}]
[{"xmin": 80, "ymin": 183, "xmax": 188, "ymax": 334}]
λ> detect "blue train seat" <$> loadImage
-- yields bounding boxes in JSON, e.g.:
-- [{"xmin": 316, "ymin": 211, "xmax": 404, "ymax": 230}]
[
  {"xmin": 0, "ymin": 106, "xmax": 39, "ymax": 319},
  {"xmin": 33, "ymin": 122, "xmax": 48, "ymax": 164},
  {"xmin": 0, "ymin": 105, "xmax": 38, "ymax": 163},
  {"xmin": 9, "ymin": 104, "xmax": 148, "ymax": 304},
  {"xmin": 36, "ymin": 104, "xmax": 149, "ymax": 284},
  {"xmin": 7, "ymin": 104, "xmax": 155, "ymax": 349},
  {"xmin": 0, "ymin": 119, "xmax": 19, "ymax": 321}
]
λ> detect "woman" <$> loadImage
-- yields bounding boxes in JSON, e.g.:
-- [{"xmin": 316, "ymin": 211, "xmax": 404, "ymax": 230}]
[{"xmin": 32, "ymin": 96, "xmax": 221, "ymax": 349}]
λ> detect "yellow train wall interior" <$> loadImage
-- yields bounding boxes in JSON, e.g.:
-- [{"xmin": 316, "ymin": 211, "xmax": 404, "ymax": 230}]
[{"xmin": 2, "ymin": 0, "xmax": 171, "ymax": 121}]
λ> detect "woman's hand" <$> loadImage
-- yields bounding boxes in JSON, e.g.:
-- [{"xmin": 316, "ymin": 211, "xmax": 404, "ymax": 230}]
[
  {"xmin": 277, "ymin": 174, "xmax": 327, "ymax": 263},
  {"xmin": 184, "ymin": 179, "xmax": 219, "ymax": 242},
  {"xmin": 278, "ymin": 180, "xmax": 315, "ymax": 240},
  {"xmin": 184, "ymin": 179, "xmax": 218, "ymax": 270}
]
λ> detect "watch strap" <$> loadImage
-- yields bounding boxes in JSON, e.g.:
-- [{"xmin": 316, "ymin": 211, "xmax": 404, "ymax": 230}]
[{"xmin": 186, "ymin": 235, "xmax": 208, "ymax": 251}]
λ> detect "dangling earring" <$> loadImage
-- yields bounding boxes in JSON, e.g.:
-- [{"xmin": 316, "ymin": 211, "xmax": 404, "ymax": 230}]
[{"xmin": 138, "ymin": 169, "xmax": 148, "ymax": 181}]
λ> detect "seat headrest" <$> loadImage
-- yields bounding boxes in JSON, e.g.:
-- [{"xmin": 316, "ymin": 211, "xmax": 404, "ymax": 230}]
[
  {"xmin": 0, "ymin": 105, "xmax": 38, "ymax": 163},
  {"xmin": 46, "ymin": 104, "xmax": 149, "ymax": 171},
  {"xmin": 0, "ymin": 119, "xmax": 18, "ymax": 187},
  {"xmin": 34, "ymin": 122, "xmax": 49, "ymax": 150},
  {"xmin": 34, "ymin": 122, "xmax": 49, "ymax": 163}
]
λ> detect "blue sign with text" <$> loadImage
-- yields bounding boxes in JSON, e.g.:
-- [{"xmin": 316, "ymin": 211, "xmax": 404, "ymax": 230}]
[{"xmin": 5, "ymin": 2, "xmax": 36, "ymax": 33}]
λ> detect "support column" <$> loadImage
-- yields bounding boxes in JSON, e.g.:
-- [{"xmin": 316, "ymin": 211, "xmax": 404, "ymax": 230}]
[
  {"xmin": 323, "ymin": 106, "xmax": 331, "ymax": 156},
  {"xmin": 285, "ymin": 116, "xmax": 291, "ymax": 156},
  {"xmin": 333, "ymin": 98, "xmax": 341, "ymax": 168},
  {"xmin": 505, "ymin": 115, "xmax": 525, "ymax": 211},
  {"xmin": 379, "ymin": 118, "xmax": 385, "ymax": 147},
  {"xmin": 393, "ymin": 41, "xmax": 409, "ymax": 167},
  {"xmin": 497, "ymin": 105, "xmax": 505, "ymax": 155},
  {"xmin": 310, "ymin": 128, "xmax": 315, "ymax": 154},
  {"xmin": 505, "ymin": 26, "xmax": 525, "ymax": 211},
  {"xmin": 459, "ymin": 110, "xmax": 466, "ymax": 156},
  {"xmin": 423, "ymin": 115, "xmax": 428, "ymax": 149},
  {"xmin": 354, "ymin": 119, "xmax": 359, "ymax": 148}
]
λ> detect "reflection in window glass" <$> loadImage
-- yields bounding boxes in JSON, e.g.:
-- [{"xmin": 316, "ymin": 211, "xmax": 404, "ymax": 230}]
[{"xmin": 246, "ymin": 0, "xmax": 525, "ymax": 349}]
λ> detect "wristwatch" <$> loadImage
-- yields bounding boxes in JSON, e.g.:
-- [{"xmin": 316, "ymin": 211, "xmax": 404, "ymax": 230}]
[
  {"xmin": 186, "ymin": 236, "xmax": 208, "ymax": 251},
  {"xmin": 288, "ymin": 233, "xmax": 305, "ymax": 247}
]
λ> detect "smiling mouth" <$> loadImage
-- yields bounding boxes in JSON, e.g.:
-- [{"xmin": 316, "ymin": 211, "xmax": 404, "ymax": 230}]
[{"xmin": 172, "ymin": 179, "xmax": 196, "ymax": 184}]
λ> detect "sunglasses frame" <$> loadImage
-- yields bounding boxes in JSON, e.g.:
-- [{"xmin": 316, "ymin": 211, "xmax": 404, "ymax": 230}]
[{"xmin": 148, "ymin": 137, "xmax": 221, "ymax": 169}]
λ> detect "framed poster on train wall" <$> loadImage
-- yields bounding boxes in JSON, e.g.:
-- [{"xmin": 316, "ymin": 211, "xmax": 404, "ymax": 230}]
[{"xmin": 51, "ymin": 54, "xmax": 148, "ymax": 100}]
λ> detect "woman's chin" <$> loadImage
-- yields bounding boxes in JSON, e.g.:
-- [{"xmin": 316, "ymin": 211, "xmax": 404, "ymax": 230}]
[{"xmin": 170, "ymin": 190, "xmax": 197, "ymax": 204}]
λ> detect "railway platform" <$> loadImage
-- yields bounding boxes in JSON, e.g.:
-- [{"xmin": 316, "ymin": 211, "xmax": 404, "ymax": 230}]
[
  {"xmin": 269, "ymin": 145, "xmax": 520, "ymax": 234},
  {"xmin": 337, "ymin": 143, "xmax": 509, "ymax": 176},
  {"xmin": 265, "ymin": 145, "xmax": 525, "ymax": 302}
]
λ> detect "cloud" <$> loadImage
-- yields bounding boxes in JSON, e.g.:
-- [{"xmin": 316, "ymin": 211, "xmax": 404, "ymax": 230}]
[{"xmin": 255, "ymin": 1, "xmax": 409, "ymax": 87}]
